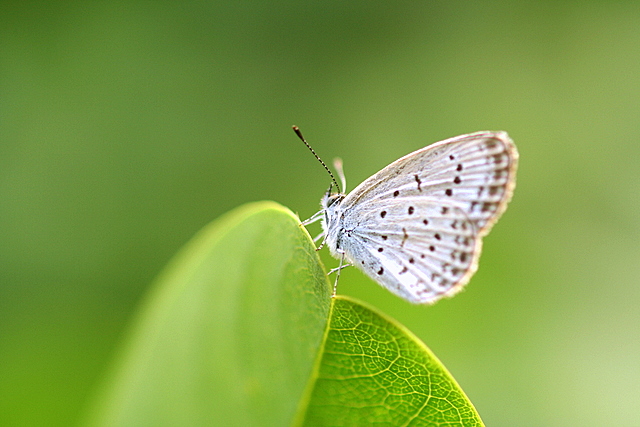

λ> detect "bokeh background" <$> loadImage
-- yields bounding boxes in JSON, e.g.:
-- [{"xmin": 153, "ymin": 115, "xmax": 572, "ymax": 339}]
[{"xmin": 1, "ymin": 2, "xmax": 639, "ymax": 426}]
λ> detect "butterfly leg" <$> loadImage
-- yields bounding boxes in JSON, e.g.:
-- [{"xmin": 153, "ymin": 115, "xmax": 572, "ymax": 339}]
[
  {"xmin": 327, "ymin": 263, "xmax": 352, "ymax": 275},
  {"xmin": 301, "ymin": 211, "xmax": 328, "ymax": 250},
  {"xmin": 328, "ymin": 253, "xmax": 351, "ymax": 297},
  {"xmin": 300, "ymin": 210, "xmax": 323, "ymax": 226},
  {"xmin": 310, "ymin": 231, "xmax": 328, "ymax": 251}
]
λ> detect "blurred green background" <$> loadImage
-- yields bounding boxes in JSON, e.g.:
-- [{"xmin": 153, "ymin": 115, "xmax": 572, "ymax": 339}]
[{"xmin": 1, "ymin": 1, "xmax": 639, "ymax": 425}]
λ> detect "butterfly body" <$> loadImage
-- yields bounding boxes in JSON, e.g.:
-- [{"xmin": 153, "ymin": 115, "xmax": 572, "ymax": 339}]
[{"xmin": 312, "ymin": 130, "xmax": 518, "ymax": 304}]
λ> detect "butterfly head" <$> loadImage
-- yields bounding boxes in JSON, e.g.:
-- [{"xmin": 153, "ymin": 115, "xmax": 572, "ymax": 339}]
[
  {"xmin": 321, "ymin": 184, "xmax": 344, "ymax": 210},
  {"xmin": 321, "ymin": 184, "xmax": 344, "ymax": 222},
  {"xmin": 320, "ymin": 185, "xmax": 345, "ymax": 254}
]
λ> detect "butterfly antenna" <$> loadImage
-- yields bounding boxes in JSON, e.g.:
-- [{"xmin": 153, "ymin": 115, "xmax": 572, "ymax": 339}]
[{"xmin": 293, "ymin": 126, "xmax": 341, "ymax": 193}]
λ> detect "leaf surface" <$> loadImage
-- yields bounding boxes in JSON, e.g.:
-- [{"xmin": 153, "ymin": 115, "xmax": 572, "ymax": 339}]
[
  {"xmin": 88, "ymin": 202, "xmax": 331, "ymax": 426},
  {"xmin": 87, "ymin": 202, "xmax": 483, "ymax": 426},
  {"xmin": 300, "ymin": 296, "xmax": 483, "ymax": 426}
]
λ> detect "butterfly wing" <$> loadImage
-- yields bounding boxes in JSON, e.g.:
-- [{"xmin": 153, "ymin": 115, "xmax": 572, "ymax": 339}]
[
  {"xmin": 343, "ymin": 131, "xmax": 518, "ymax": 236},
  {"xmin": 336, "ymin": 131, "xmax": 517, "ymax": 304},
  {"xmin": 339, "ymin": 198, "xmax": 480, "ymax": 303}
]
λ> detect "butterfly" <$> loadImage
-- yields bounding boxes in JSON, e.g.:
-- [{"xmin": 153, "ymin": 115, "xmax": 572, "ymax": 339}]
[{"xmin": 296, "ymin": 127, "xmax": 518, "ymax": 304}]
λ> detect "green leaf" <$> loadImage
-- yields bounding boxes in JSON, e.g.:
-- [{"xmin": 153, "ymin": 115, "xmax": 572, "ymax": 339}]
[
  {"xmin": 86, "ymin": 202, "xmax": 483, "ymax": 426},
  {"xmin": 298, "ymin": 296, "xmax": 484, "ymax": 426},
  {"xmin": 86, "ymin": 202, "xmax": 331, "ymax": 426}
]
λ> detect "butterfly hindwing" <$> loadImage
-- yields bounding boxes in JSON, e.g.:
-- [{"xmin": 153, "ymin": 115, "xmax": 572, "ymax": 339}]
[{"xmin": 339, "ymin": 198, "xmax": 479, "ymax": 304}]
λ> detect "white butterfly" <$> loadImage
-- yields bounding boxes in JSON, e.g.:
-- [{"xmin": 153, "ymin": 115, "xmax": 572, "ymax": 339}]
[{"xmin": 296, "ymin": 128, "xmax": 518, "ymax": 304}]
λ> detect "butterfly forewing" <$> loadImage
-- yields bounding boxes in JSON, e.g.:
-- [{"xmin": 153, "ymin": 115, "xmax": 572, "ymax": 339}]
[{"xmin": 343, "ymin": 131, "xmax": 517, "ymax": 236}]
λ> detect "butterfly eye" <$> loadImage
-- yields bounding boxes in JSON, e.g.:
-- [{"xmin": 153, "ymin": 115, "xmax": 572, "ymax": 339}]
[
  {"xmin": 321, "ymin": 192, "xmax": 334, "ymax": 208},
  {"xmin": 325, "ymin": 194, "xmax": 343, "ymax": 208}
]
